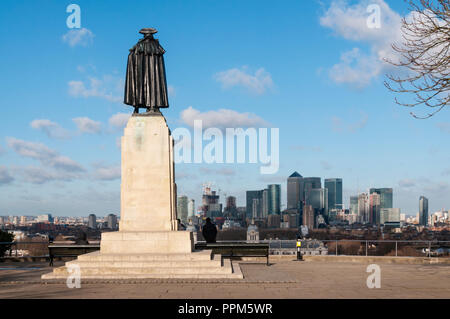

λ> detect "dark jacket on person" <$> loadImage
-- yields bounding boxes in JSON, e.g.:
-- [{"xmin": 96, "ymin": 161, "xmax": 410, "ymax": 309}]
[
  {"xmin": 202, "ymin": 221, "xmax": 217, "ymax": 243},
  {"xmin": 75, "ymin": 232, "xmax": 88, "ymax": 245}
]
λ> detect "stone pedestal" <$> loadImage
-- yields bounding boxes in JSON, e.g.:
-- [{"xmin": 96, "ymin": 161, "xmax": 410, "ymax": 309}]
[
  {"xmin": 42, "ymin": 113, "xmax": 242, "ymax": 280},
  {"xmin": 119, "ymin": 114, "xmax": 177, "ymax": 232}
]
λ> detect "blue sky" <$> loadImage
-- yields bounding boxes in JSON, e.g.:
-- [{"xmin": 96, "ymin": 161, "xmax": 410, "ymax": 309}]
[{"xmin": 0, "ymin": 0, "xmax": 448, "ymax": 217}]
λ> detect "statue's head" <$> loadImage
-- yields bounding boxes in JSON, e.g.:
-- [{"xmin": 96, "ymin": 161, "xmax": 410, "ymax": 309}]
[{"xmin": 139, "ymin": 28, "xmax": 157, "ymax": 38}]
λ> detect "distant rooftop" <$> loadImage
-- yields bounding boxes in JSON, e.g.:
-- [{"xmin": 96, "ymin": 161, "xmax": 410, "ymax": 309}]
[{"xmin": 289, "ymin": 171, "xmax": 302, "ymax": 178}]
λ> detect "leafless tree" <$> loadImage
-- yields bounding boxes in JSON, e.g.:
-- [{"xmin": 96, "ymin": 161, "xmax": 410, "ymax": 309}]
[{"xmin": 385, "ymin": 0, "xmax": 449, "ymax": 118}]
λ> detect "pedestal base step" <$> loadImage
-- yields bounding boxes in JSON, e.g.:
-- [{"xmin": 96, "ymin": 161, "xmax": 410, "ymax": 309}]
[{"xmin": 41, "ymin": 250, "xmax": 243, "ymax": 280}]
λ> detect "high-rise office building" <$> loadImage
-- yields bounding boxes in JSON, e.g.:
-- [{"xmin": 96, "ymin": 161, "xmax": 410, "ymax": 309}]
[
  {"xmin": 246, "ymin": 190, "xmax": 263, "ymax": 218},
  {"xmin": 88, "ymin": 214, "xmax": 97, "ymax": 229},
  {"xmin": 226, "ymin": 196, "xmax": 236, "ymax": 210},
  {"xmin": 303, "ymin": 177, "xmax": 321, "ymax": 204},
  {"xmin": 107, "ymin": 214, "xmax": 117, "ymax": 230},
  {"xmin": 177, "ymin": 195, "xmax": 189, "ymax": 222},
  {"xmin": 262, "ymin": 189, "xmax": 269, "ymax": 218},
  {"xmin": 202, "ymin": 188, "xmax": 221, "ymax": 218},
  {"xmin": 287, "ymin": 172, "xmax": 304, "ymax": 210},
  {"xmin": 37, "ymin": 214, "xmax": 53, "ymax": 223},
  {"xmin": 267, "ymin": 214, "xmax": 281, "ymax": 228},
  {"xmin": 324, "ymin": 178, "xmax": 343, "ymax": 210},
  {"xmin": 350, "ymin": 196, "xmax": 359, "ymax": 215},
  {"xmin": 306, "ymin": 188, "xmax": 328, "ymax": 217},
  {"xmin": 303, "ymin": 205, "xmax": 315, "ymax": 230},
  {"xmin": 268, "ymin": 184, "xmax": 281, "ymax": 215},
  {"xmin": 188, "ymin": 199, "xmax": 195, "ymax": 217},
  {"xmin": 223, "ymin": 196, "xmax": 238, "ymax": 218},
  {"xmin": 419, "ymin": 196, "xmax": 428, "ymax": 226},
  {"xmin": 252, "ymin": 198, "xmax": 261, "ymax": 219},
  {"xmin": 369, "ymin": 188, "xmax": 393, "ymax": 209},
  {"xmin": 369, "ymin": 193, "xmax": 381, "ymax": 225},
  {"xmin": 380, "ymin": 208, "xmax": 401, "ymax": 226},
  {"xmin": 306, "ymin": 188, "xmax": 328, "ymax": 215},
  {"xmin": 358, "ymin": 193, "xmax": 369, "ymax": 223}
]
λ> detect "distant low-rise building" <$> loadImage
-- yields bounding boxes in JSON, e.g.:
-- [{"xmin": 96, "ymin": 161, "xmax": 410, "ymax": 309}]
[
  {"xmin": 247, "ymin": 221, "xmax": 259, "ymax": 242},
  {"xmin": 267, "ymin": 214, "xmax": 281, "ymax": 228},
  {"xmin": 37, "ymin": 214, "xmax": 53, "ymax": 223},
  {"xmin": 380, "ymin": 208, "xmax": 401, "ymax": 227}
]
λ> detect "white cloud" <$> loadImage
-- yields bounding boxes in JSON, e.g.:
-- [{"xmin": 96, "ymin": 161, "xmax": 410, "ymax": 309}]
[
  {"xmin": 437, "ymin": 123, "xmax": 450, "ymax": 134},
  {"xmin": 199, "ymin": 167, "xmax": 236, "ymax": 176},
  {"xmin": 109, "ymin": 112, "xmax": 131, "ymax": 129},
  {"xmin": 168, "ymin": 85, "xmax": 176, "ymax": 97},
  {"xmin": 321, "ymin": 161, "xmax": 333, "ymax": 170},
  {"xmin": 30, "ymin": 119, "xmax": 70, "ymax": 139},
  {"xmin": 68, "ymin": 75, "xmax": 123, "ymax": 103},
  {"xmin": 214, "ymin": 66, "xmax": 274, "ymax": 94},
  {"xmin": 6, "ymin": 137, "xmax": 84, "ymax": 173},
  {"xmin": 329, "ymin": 48, "xmax": 383, "ymax": 88},
  {"xmin": 290, "ymin": 145, "xmax": 322, "ymax": 153},
  {"xmin": 62, "ymin": 28, "xmax": 95, "ymax": 47},
  {"xmin": 180, "ymin": 106, "xmax": 269, "ymax": 129},
  {"xmin": 92, "ymin": 163, "xmax": 121, "ymax": 181},
  {"xmin": 72, "ymin": 117, "xmax": 102, "ymax": 134},
  {"xmin": 320, "ymin": 0, "xmax": 403, "ymax": 87},
  {"xmin": 399, "ymin": 179, "xmax": 416, "ymax": 188},
  {"xmin": 20, "ymin": 166, "xmax": 81, "ymax": 184},
  {"xmin": 332, "ymin": 112, "xmax": 368, "ymax": 133},
  {"xmin": 0, "ymin": 166, "xmax": 14, "ymax": 185}
]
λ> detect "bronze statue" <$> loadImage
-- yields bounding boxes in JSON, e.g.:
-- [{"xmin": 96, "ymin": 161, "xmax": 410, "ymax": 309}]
[{"xmin": 124, "ymin": 28, "xmax": 169, "ymax": 115}]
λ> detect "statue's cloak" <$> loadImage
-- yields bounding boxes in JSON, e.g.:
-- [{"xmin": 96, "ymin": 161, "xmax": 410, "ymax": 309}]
[{"xmin": 124, "ymin": 31, "xmax": 169, "ymax": 109}]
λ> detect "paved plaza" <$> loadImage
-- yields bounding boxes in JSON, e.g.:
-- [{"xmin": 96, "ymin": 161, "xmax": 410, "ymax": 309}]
[{"xmin": 0, "ymin": 259, "xmax": 449, "ymax": 298}]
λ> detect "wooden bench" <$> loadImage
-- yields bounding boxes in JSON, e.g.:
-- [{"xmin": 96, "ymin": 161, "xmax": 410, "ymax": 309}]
[
  {"xmin": 195, "ymin": 242, "xmax": 270, "ymax": 265},
  {"xmin": 48, "ymin": 244, "xmax": 100, "ymax": 266}
]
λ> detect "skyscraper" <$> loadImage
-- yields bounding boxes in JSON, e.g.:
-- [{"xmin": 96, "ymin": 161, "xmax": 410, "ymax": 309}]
[
  {"xmin": 287, "ymin": 172, "xmax": 304, "ymax": 210},
  {"xmin": 380, "ymin": 208, "xmax": 401, "ymax": 226},
  {"xmin": 306, "ymin": 188, "xmax": 328, "ymax": 218},
  {"xmin": 350, "ymin": 196, "xmax": 359, "ymax": 215},
  {"xmin": 177, "ymin": 195, "xmax": 189, "ymax": 222},
  {"xmin": 369, "ymin": 188, "xmax": 393, "ymax": 209},
  {"xmin": 88, "ymin": 214, "xmax": 97, "ymax": 229},
  {"xmin": 252, "ymin": 198, "xmax": 261, "ymax": 218},
  {"xmin": 369, "ymin": 193, "xmax": 381, "ymax": 225},
  {"xmin": 303, "ymin": 205, "xmax": 315, "ymax": 230},
  {"xmin": 226, "ymin": 196, "xmax": 236, "ymax": 210},
  {"xmin": 246, "ymin": 190, "xmax": 263, "ymax": 218},
  {"xmin": 107, "ymin": 214, "xmax": 117, "ymax": 230},
  {"xmin": 419, "ymin": 196, "xmax": 428, "ymax": 226},
  {"xmin": 303, "ymin": 177, "xmax": 321, "ymax": 204},
  {"xmin": 188, "ymin": 199, "xmax": 195, "ymax": 217},
  {"xmin": 358, "ymin": 193, "xmax": 369, "ymax": 223},
  {"xmin": 262, "ymin": 189, "xmax": 269, "ymax": 218},
  {"xmin": 324, "ymin": 178, "xmax": 343, "ymax": 210},
  {"xmin": 202, "ymin": 189, "xmax": 221, "ymax": 218},
  {"xmin": 268, "ymin": 184, "xmax": 281, "ymax": 215}
]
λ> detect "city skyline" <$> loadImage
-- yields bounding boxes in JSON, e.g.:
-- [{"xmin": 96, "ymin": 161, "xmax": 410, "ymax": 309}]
[{"xmin": 0, "ymin": 0, "xmax": 449, "ymax": 217}]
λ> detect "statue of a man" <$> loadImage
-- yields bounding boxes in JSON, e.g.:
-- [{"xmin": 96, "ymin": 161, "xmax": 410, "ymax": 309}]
[{"xmin": 124, "ymin": 28, "xmax": 169, "ymax": 115}]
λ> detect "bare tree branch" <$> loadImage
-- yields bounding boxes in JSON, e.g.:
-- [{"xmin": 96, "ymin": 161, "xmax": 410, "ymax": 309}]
[{"xmin": 384, "ymin": 0, "xmax": 449, "ymax": 118}]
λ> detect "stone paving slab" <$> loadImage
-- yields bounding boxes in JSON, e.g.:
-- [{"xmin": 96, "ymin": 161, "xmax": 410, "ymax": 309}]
[{"xmin": 0, "ymin": 260, "xmax": 449, "ymax": 298}]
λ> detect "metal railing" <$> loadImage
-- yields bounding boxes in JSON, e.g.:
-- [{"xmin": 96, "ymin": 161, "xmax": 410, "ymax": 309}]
[
  {"xmin": 1, "ymin": 240, "xmax": 449, "ymax": 259},
  {"xmin": 0, "ymin": 241, "xmax": 50, "ymax": 258},
  {"xmin": 197, "ymin": 239, "xmax": 450, "ymax": 257}
]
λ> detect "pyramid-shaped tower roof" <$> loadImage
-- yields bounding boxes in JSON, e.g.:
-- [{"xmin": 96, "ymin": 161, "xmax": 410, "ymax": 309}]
[{"xmin": 289, "ymin": 171, "xmax": 302, "ymax": 178}]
